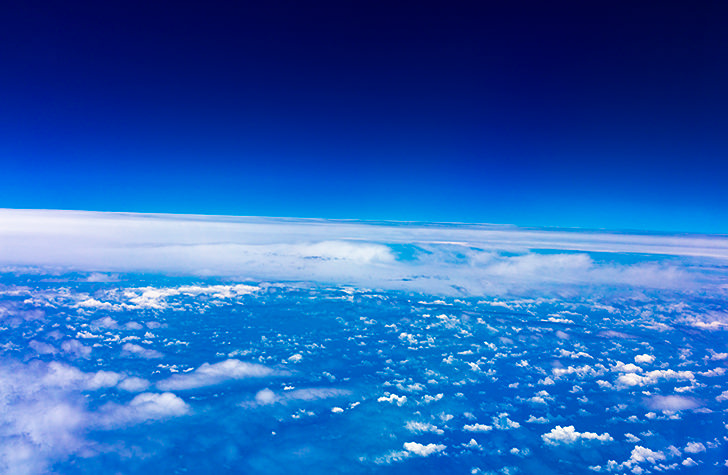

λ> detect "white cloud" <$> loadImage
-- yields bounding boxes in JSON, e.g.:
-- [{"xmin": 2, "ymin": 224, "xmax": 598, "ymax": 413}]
[
  {"xmin": 634, "ymin": 354, "xmax": 655, "ymax": 364},
  {"xmin": 684, "ymin": 442, "xmax": 705, "ymax": 454},
  {"xmin": 616, "ymin": 369, "xmax": 694, "ymax": 388},
  {"xmin": 492, "ymin": 413, "xmax": 520, "ymax": 430},
  {"xmin": 255, "ymin": 388, "xmax": 277, "ymax": 405},
  {"xmin": 406, "ymin": 421, "xmax": 444, "ymax": 435},
  {"xmin": 121, "ymin": 343, "xmax": 163, "ymax": 359},
  {"xmin": 645, "ymin": 395, "xmax": 699, "ymax": 412},
  {"xmin": 377, "ymin": 393, "xmax": 407, "ymax": 406},
  {"xmin": 627, "ymin": 446, "xmax": 665, "ymax": 465},
  {"xmin": 1, "ymin": 209, "xmax": 724, "ymax": 296},
  {"xmin": 117, "ymin": 377, "xmax": 150, "ymax": 392},
  {"xmin": 403, "ymin": 442, "xmax": 446, "ymax": 457},
  {"xmin": 0, "ymin": 359, "xmax": 186, "ymax": 474},
  {"xmin": 100, "ymin": 392, "xmax": 190, "ymax": 426},
  {"xmin": 61, "ymin": 339, "xmax": 91, "ymax": 358},
  {"xmin": 542, "ymin": 426, "xmax": 613, "ymax": 446},
  {"xmin": 156, "ymin": 359, "xmax": 278, "ymax": 390},
  {"xmin": 463, "ymin": 423, "xmax": 493, "ymax": 432}
]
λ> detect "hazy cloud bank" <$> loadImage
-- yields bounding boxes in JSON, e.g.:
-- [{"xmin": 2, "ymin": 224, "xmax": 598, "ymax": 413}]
[{"xmin": 1, "ymin": 209, "xmax": 726, "ymax": 295}]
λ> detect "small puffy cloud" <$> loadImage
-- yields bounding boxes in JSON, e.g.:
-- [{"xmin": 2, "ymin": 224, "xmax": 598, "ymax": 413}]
[
  {"xmin": 627, "ymin": 445, "xmax": 665, "ymax": 465},
  {"xmin": 102, "ymin": 392, "xmax": 190, "ymax": 426},
  {"xmin": 61, "ymin": 340, "xmax": 91, "ymax": 358},
  {"xmin": 331, "ymin": 407, "xmax": 344, "ymax": 413},
  {"xmin": 128, "ymin": 392, "xmax": 190, "ymax": 418},
  {"xmin": 377, "ymin": 393, "xmax": 407, "ymax": 406},
  {"xmin": 542, "ymin": 426, "xmax": 613, "ymax": 446},
  {"xmin": 29, "ymin": 340, "xmax": 57, "ymax": 355},
  {"xmin": 92, "ymin": 316, "xmax": 119, "ymax": 329},
  {"xmin": 552, "ymin": 365, "xmax": 600, "ymax": 379},
  {"xmin": 86, "ymin": 371, "xmax": 122, "ymax": 390},
  {"xmin": 406, "ymin": 421, "xmax": 443, "ymax": 435},
  {"xmin": 492, "ymin": 413, "xmax": 520, "ymax": 430},
  {"xmin": 463, "ymin": 423, "xmax": 493, "ymax": 432},
  {"xmin": 255, "ymin": 388, "xmax": 277, "ymax": 405},
  {"xmin": 77, "ymin": 298, "xmax": 116, "ymax": 310},
  {"xmin": 117, "ymin": 377, "xmax": 150, "ymax": 392},
  {"xmin": 288, "ymin": 353, "xmax": 303, "ymax": 363},
  {"xmin": 684, "ymin": 442, "xmax": 705, "ymax": 454},
  {"xmin": 157, "ymin": 359, "xmax": 278, "ymax": 390},
  {"xmin": 612, "ymin": 362, "xmax": 642, "ymax": 373},
  {"xmin": 616, "ymin": 369, "xmax": 694, "ymax": 388},
  {"xmin": 645, "ymin": 395, "xmax": 699, "ymax": 412},
  {"xmin": 634, "ymin": 354, "xmax": 655, "ymax": 364},
  {"xmin": 121, "ymin": 343, "xmax": 163, "ymax": 359},
  {"xmin": 716, "ymin": 390, "xmax": 728, "ymax": 402},
  {"xmin": 403, "ymin": 442, "xmax": 446, "ymax": 457}
]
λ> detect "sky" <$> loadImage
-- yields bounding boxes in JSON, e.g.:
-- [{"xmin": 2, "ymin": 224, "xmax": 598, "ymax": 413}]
[{"xmin": 1, "ymin": 2, "xmax": 727, "ymax": 233}]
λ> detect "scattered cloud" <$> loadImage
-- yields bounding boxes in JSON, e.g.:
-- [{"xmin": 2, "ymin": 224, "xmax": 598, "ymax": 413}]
[
  {"xmin": 157, "ymin": 359, "xmax": 279, "ymax": 390},
  {"xmin": 403, "ymin": 442, "xmax": 446, "ymax": 457},
  {"xmin": 542, "ymin": 426, "xmax": 613, "ymax": 446}
]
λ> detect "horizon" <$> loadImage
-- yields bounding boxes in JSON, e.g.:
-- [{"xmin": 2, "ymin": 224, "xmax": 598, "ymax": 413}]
[{"xmin": 2, "ymin": 2, "xmax": 727, "ymax": 234}]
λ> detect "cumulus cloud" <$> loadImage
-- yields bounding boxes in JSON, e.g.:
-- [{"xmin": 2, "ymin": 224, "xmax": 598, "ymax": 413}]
[
  {"xmin": 406, "ymin": 421, "xmax": 444, "ymax": 435},
  {"xmin": 463, "ymin": 423, "xmax": 493, "ymax": 432},
  {"xmin": 121, "ymin": 343, "xmax": 163, "ymax": 359},
  {"xmin": 117, "ymin": 377, "xmax": 150, "ymax": 392},
  {"xmin": 684, "ymin": 442, "xmax": 705, "ymax": 454},
  {"xmin": 0, "ymin": 359, "xmax": 187, "ymax": 475},
  {"xmin": 403, "ymin": 442, "xmax": 446, "ymax": 457},
  {"xmin": 377, "ymin": 393, "xmax": 407, "ymax": 406},
  {"xmin": 634, "ymin": 354, "xmax": 655, "ymax": 364},
  {"xmin": 492, "ymin": 413, "xmax": 520, "ymax": 430},
  {"xmin": 156, "ymin": 359, "xmax": 279, "ymax": 390},
  {"xmin": 626, "ymin": 445, "xmax": 666, "ymax": 465},
  {"xmin": 99, "ymin": 392, "xmax": 190, "ymax": 427},
  {"xmin": 542, "ymin": 426, "xmax": 613, "ymax": 446},
  {"xmin": 645, "ymin": 395, "xmax": 700, "ymax": 412},
  {"xmin": 616, "ymin": 369, "xmax": 694, "ymax": 388}
]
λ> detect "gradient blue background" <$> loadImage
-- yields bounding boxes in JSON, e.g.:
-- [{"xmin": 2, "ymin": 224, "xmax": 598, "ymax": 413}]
[{"xmin": 1, "ymin": 1, "xmax": 726, "ymax": 233}]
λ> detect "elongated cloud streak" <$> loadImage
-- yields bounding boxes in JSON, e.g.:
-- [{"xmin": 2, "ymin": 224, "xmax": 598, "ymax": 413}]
[{"xmin": 1, "ymin": 209, "xmax": 726, "ymax": 295}]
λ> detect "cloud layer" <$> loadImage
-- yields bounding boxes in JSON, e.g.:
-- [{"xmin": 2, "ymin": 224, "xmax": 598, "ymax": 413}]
[{"xmin": 1, "ymin": 209, "xmax": 726, "ymax": 295}]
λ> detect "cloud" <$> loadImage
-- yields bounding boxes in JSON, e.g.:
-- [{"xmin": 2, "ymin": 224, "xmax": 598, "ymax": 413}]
[
  {"xmin": 492, "ymin": 413, "xmax": 520, "ymax": 430},
  {"xmin": 121, "ymin": 343, "xmax": 163, "ymax": 359},
  {"xmin": 406, "ymin": 421, "xmax": 444, "ymax": 435},
  {"xmin": 156, "ymin": 359, "xmax": 279, "ymax": 390},
  {"xmin": 645, "ymin": 395, "xmax": 700, "ymax": 412},
  {"xmin": 99, "ymin": 392, "xmax": 190, "ymax": 427},
  {"xmin": 117, "ymin": 377, "xmax": 150, "ymax": 392},
  {"xmin": 463, "ymin": 423, "xmax": 493, "ymax": 432},
  {"xmin": 61, "ymin": 339, "xmax": 91, "ymax": 358},
  {"xmin": 402, "ymin": 442, "xmax": 446, "ymax": 457},
  {"xmin": 377, "ymin": 393, "xmax": 407, "ymax": 406},
  {"xmin": 634, "ymin": 354, "xmax": 655, "ymax": 364},
  {"xmin": 0, "ymin": 359, "xmax": 188, "ymax": 475},
  {"xmin": 542, "ymin": 426, "xmax": 613, "ymax": 446},
  {"xmin": 616, "ymin": 369, "xmax": 694, "ymax": 388},
  {"xmin": 626, "ymin": 445, "xmax": 666, "ymax": 465},
  {"xmin": 684, "ymin": 442, "xmax": 705, "ymax": 454},
  {"xmin": 1, "ymin": 209, "xmax": 725, "ymax": 296}
]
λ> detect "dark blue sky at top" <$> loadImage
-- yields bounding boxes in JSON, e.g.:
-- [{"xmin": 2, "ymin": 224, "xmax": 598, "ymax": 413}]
[{"xmin": 1, "ymin": 1, "xmax": 726, "ymax": 233}]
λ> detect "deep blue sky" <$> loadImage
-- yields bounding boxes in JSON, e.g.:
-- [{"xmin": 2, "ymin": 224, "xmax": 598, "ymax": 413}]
[{"xmin": 1, "ymin": 1, "xmax": 727, "ymax": 233}]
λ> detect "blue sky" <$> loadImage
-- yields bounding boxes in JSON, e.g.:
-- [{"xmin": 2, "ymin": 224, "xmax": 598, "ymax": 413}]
[{"xmin": 1, "ymin": 2, "xmax": 726, "ymax": 233}]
